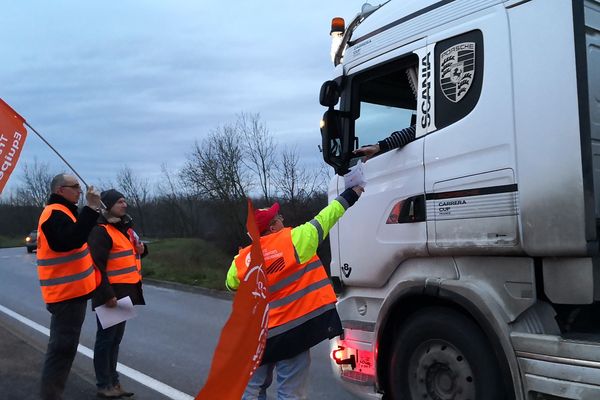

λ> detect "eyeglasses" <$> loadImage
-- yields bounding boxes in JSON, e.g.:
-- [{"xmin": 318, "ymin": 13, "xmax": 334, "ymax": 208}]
[{"xmin": 61, "ymin": 183, "xmax": 81, "ymax": 190}]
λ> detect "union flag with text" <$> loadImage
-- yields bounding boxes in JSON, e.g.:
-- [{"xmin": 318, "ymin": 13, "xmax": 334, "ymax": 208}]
[
  {"xmin": 0, "ymin": 99, "xmax": 28, "ymax": 195},
  {"xmin": 195, "ymin": 199, "xmax": 269, "ymax": 400}
]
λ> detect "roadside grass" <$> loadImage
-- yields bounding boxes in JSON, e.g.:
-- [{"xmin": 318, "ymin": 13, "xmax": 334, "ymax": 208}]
[
  {"xmin": 0, "ymin": 235, "xmax": 232, "ymax": 291},
  {"xmin": 0, "ymin": 236, "xmax": 24, "ymax": 248},
  {"xmin": 142, "ymin": 238, "xmax": 232, "ymax": 290}
]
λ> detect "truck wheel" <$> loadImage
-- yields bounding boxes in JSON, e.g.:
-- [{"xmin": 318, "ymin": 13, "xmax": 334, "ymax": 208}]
[
  {"xmin": 27, "ymin": 247, "xmax": 33, "ymax": 253},
  {"xmin": 388, "ymin": 307, "xmax": 505, "ymax": 400}
]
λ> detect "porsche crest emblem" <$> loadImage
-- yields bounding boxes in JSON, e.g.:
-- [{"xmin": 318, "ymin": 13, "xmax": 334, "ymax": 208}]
[{"xmin": 440, "ymin": 42, "xmax": 475, "ymax": 103}]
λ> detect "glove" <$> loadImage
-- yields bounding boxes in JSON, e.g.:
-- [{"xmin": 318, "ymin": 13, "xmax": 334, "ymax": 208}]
[
  {"xmin": 339, "ymin": 186, "xmax": 364, "ymax": 208},
  {"xmin": 86, "ymin": 186, "xmax": 102, "ymax": 210}
]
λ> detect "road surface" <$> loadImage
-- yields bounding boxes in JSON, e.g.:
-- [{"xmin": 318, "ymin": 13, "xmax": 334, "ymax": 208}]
[{"xmin": 0, "ymin": 246, "xmax": 362, "ymax": 399}]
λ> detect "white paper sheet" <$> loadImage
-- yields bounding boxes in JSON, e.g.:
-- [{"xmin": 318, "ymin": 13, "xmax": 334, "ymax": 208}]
[
  {"xmin": 344, "ymin": 160, "xmax": 367, "ymax": 190},
  {"xmin": 95, "ymin": 296, "xmax": 137, "ymax": 329}
]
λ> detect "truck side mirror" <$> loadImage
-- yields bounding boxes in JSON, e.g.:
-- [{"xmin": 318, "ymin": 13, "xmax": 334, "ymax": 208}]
[
  {"xmin": 320, "ymin": 81, "xmax": 340, "ymax": 107},
  {"xmin": 321, "ymin": 109, "xmax": 351, "ymax": 175}
]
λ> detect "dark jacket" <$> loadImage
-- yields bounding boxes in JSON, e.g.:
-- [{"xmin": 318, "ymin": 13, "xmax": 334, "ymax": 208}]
[
  {"xmin": 41, "ymin": 193, "xmax": 99, "ymax": 252},
  {"xmin": 40, "ymin": 193, "xmax": 99, "ymax": 303},
  {"xmin": 88, "ymin": 214, "xmax": 147, "ymax": 309},
  {"xmin": 262, "ymin": 308, "xmax": 342, "ymax": 364}
]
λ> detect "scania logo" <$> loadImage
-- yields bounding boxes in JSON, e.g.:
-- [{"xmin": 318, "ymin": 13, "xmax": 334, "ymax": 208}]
[
  {"xmin": 420, "ymin": 52, "xmax": 432, "ymax": 129},
  {"xmin": 440, "ymin": 42, "xmax": 475, "ymax": 103}
]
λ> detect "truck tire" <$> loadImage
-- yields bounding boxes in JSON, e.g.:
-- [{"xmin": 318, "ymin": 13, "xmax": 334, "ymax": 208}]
[{"xmin": 388, "ymin": 307, "xmax": 505, "ymax": 400}]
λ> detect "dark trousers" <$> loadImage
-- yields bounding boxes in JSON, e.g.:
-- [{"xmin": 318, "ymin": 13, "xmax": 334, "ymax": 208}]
[
  {"xmin": 40, "ymin": 299, "xmax": 87, "ymax": 400},
  {"xmin": 94, "ymin": 317, "xmax": 126, "ymax": 389}
]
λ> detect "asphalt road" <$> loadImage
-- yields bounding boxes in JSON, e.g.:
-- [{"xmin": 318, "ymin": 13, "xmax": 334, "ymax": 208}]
[{"xmin": 0, "ymin": 246, "xmax": 361, "ymax": 399}]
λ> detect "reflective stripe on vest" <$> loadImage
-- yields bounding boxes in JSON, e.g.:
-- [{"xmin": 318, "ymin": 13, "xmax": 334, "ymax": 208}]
[
  {"xmin": 101, "ymin": 224, "xmax": 142, "ymax": 284},
  {"xmin": 36, "ymin": 204, "xmax": 99, "ymax": 303},
  {"xmin": 234, "ymin": 227, "xmax": 337, "ymax": 338}
]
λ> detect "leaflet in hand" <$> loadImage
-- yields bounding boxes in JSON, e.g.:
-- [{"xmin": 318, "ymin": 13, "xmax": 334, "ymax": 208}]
[
  {"xmin": 95, "ymin": 296, "xmax": 137, "ymax": 329},
  {"xmin": 344, "ymin": 160, "xmax": 366, "ymax": 190}
]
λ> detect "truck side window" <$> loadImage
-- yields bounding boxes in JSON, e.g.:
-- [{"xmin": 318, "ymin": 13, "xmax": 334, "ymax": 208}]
[{"xmin": 353, "ymin": 55, "xmax": 419, "ymax": 152}]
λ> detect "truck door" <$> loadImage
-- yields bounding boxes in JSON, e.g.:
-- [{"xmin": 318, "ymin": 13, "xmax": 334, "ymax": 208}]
[
  {"xmin": 334, "ymin": 50, "xmax": 428, "ymax": 287},
  {"xmin": 422, "ymin": 17, "xmax": 520, "ymax": 252}
]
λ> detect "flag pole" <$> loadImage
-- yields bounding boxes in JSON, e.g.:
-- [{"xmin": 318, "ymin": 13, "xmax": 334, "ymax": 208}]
[{"xmin": 24, "ymin": 121, "xmax": 89, "ymax": 189}]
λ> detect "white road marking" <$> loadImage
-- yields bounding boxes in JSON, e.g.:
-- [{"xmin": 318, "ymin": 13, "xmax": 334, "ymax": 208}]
[{"xmin": 0, "ymin": 304, "xmax": 194, "ymax": 400}]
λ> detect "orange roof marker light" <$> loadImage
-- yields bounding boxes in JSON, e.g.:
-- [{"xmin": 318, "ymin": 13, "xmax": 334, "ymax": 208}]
[
  {"xmin": 329, "ymin": 2, "xmax": 391, "ymax": 66},
  {"xmin": 331, "ymin": 17, "xmax": 345, "ymax": 34},
  {"xmin": 330, "ymin": 17, "xmax": 345, "ymax": 63}
]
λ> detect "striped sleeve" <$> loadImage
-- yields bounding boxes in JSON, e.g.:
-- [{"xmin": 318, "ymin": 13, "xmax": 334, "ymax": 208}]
[{"xmin": 378, "ymin": 125, "xmax": 416, "ymax": 152}]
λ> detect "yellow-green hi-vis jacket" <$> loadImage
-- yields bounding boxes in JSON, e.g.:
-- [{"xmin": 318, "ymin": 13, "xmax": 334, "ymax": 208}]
[{"xmin": 225, "ymin": 190, "xmax": 359, "ymax": 364}]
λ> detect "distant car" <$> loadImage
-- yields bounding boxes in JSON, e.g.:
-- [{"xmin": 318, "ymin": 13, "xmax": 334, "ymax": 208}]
[{"xmin": 25, "ymin": 230, "xmax": 37, "ymax": 253}]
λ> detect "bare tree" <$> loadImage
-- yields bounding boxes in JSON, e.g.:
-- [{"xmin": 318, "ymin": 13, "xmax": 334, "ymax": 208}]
[
  {"xmin": 15, "ymin": 158, "xmax": 54, "ymax": 207},
  {"xmin": 180, "ymin": 124, "xmax": 251, "ymax": 202},
  {"xmin": 116, "ymin": 165, "xmax": 150, "ymax": 235},
  {"xmin": 237, "ymin": 112, "xmax": 277, "ymax": 202},
  {"xmin": 274, "ymin": 146, "xmax": 327, "ymax": 205},
  {"xmin": 180, "ymin": 124, "xmax": 251, "ymax": 244},
  {"xmin": 154, "ymin": 163, "xmax": 197, "ymax": 236}
]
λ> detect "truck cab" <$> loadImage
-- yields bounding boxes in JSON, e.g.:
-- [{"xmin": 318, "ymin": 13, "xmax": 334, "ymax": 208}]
[{"xmin": 320, "ymin": 1, "xmax": 600, "ymax": 399}]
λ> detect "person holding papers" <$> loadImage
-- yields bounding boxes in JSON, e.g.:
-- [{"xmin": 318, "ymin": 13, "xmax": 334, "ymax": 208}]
[{"xmin": 88, "ymin": 189, "xmax": 147, "ymax": 399}]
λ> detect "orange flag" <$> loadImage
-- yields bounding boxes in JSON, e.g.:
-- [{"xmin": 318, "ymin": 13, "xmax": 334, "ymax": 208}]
[
  {"xmin": 195, "ymin": 199, "xmax": 269, "ymax": 400},
  {"xmin": 0, "ymin": 99, "xmax": 28, "ymax": 195}
]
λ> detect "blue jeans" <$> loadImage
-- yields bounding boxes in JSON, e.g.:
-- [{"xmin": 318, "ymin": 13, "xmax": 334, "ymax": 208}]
[
  {"xmin": 40, "ymin": 299, "xmax": 88, "ymax": 400},
  {"xmin": 93, "ymin": 317, "xmax": 126, "ymax": 389},
  {"xmin": 242, "ymin": 350, "xmax": 311, "ymax": 400}
]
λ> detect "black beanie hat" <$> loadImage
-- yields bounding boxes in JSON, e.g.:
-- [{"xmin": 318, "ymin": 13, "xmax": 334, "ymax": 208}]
[{"xmin": 101, "ymin": 189, "xmax": 125, "ymax": 211}]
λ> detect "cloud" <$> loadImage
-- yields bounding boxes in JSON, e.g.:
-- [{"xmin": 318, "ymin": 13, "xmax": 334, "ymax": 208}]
[{"xmin": 0, "ymin": 1, "xmax": 363, "ymax": 196}]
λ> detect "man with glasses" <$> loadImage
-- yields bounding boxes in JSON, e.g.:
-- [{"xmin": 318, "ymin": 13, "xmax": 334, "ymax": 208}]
[
  {"xmin": 226, "ymin": 185, "xmax": 364, "ymax": 400},
  {"xmin": 37, "ymin": 173, "xmax": 102, "ymax": 400}
]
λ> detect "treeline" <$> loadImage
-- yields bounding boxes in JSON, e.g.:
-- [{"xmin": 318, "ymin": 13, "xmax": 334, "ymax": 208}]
[{"xmin": 0, "ymin": 113, "xmax": 330, "ymax": 254}]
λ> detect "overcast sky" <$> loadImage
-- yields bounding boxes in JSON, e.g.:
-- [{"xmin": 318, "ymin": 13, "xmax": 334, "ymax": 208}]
[{"xmin": 0, "ymin": 1, "xmax": 364, "ymax": 196}]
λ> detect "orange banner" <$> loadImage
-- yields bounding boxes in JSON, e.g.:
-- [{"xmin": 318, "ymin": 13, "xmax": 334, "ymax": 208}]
[
  {"xmin": 195, "ymin": 199, "xmax": 269, "ymax": 400},
  {"xmin": 0, "ymin": 99, "xmax": 27, "ymax": 195}
]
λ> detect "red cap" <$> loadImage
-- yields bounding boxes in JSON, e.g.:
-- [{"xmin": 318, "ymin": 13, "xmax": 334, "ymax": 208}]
[{"xmin": 255, "ymin": 203, "xmax": 280, "ymax": 233}]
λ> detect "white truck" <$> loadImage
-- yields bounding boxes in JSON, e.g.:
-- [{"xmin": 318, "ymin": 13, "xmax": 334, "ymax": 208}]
[{"xmin": 319, "ymin": 1, "xmax": 600, "ymax": 399}]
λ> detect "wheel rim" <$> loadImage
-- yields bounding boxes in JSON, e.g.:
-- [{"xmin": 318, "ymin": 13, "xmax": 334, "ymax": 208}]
[{"xmin": 407, "ymin": 339, "xmax": 476, "ymax": 400}]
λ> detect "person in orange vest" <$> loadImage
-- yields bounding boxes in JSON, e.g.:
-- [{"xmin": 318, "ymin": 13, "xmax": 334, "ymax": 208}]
[
  {"xmin": 226, "ymin": 185, "xmax": 364, "ymax": 400},
  {"xmin": 37, "ymin": 173, "xmax": 102, "ymax": 400},
  {"xmin": 88, "ymin": 189, "xmax": 146, "ymax": 399}
]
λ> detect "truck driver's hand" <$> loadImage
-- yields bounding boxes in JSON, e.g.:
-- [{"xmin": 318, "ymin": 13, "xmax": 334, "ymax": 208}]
[{"xmin": 353, "ymin": 143, "xmax": 381, "ymax": 161}]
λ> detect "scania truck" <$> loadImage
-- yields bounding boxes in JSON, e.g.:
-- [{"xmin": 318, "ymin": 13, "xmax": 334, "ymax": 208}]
[{"xmin": 319, "ymin": 1, "xmax": 600, "ymax": 399}]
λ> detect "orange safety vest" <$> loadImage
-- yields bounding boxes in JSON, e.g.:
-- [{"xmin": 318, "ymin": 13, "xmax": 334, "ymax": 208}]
[
  {"xmin": 234, "ymin": 227, "xmax": 337, "ymax": 338},
  {"xmin": 36, "ymin": 204, "xmax": 100, "ymax": 303},
  {"xmin": 100, "ymin": 224, "xmax": 142, "ymax": 284}
]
